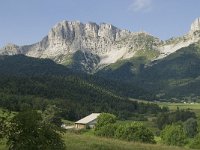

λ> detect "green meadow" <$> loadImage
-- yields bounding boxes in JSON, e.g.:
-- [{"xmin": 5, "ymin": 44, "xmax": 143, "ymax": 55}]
[
  {"xmin": 0, "ymin": 131, "xmax": 191, "ymax": 150},
  {"xmin": 63, "ymin": 131, "xmax": 190, "ymax": 150},
  {"xmin": 157, "ymin": 102, "xmax": 200, "ymax": 117}
]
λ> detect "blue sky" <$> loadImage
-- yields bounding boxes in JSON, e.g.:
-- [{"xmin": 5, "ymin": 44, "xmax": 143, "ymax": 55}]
[{"xmin": 0, "ymin": 0, "xmax": 200, "ymax": 47}]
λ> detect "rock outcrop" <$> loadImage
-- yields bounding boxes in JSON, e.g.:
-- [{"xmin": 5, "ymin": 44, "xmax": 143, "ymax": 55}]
[
  {"xmin": 190, "ymin": 18, "xmax": 200, "ymax": 33},
  {"xmin": 1, "ymin": 18, "xmax": 200, "ymax": 73},
  {"xmin": 157, "ymin": 18, "xmax": 200, "ymax": 59}
]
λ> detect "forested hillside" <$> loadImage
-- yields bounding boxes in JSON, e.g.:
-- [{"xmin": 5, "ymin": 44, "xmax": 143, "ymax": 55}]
[
  {"xmin": 0, "ymin": 55, "xmax": 163, "ymax": 121},
  {"xmin": 97, "ymin": 41, "xmax": 200, "ymax": 101},
  {"xmin": 139, "ymin": 42, "xmax": 200, "ymax": 101}
]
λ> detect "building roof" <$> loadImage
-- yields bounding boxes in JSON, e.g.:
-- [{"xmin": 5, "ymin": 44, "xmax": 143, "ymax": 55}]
[{"xmin": 75, "ymin": 113, "xmax": 100, "ymax": 124}]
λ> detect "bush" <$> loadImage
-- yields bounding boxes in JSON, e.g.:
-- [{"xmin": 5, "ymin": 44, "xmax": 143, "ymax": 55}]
[
  {"xmin": 189, "ymin": 133, "xmax": 200, "ymax": 149},
  {"xmin": 115, "ymin": 122, "xmax": 155, "ymax": 143},
  {"xmin": 95, "ymin": 124, "xmax": 118, "ymax": 138},
  {"xmin": 95, "ymin": 113, "xmax": 155, "ymax": 144},
  {"xmin": 183, "ymin": 118, "xmax": 198, "ymax": 138},
  {"xmin": 161, "ymin": 123, "xmax": 187, "ymax": 146},
  {"xmin": 95, "ymin": 113, "xmax": 116, "ymax": 131}
]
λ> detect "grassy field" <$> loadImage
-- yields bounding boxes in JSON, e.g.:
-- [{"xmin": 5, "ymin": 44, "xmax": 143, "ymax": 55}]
[
  {"xmin": 158, "ymin": 102, "xmax": 200, "ymax": 110},
  {"xmin": 157, "ymin": 102, "xmax": 200, "ymax": 117},
  {"xmin": 130, "ymin": 98, "xmax": 200, "ymax": 117},
  {"xmin": 0, "ymin": 130, "xmax": 192, "ymax": 150},
  {"xmin": 63, "ymin": 132, "xmax": 190, "ymax": 150}
]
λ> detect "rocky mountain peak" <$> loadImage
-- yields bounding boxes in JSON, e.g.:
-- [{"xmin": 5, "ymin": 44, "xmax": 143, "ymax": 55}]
[
  {"xmin": 1, "ymin": 19, "xmax": 200, "ymax": 73},
  {"xmin": 190, "ymin": 18, "xmax": 200, "ymax": 33}
]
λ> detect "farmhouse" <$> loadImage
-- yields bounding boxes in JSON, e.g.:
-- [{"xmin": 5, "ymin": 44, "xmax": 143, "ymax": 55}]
[{"xmin": 75, "ymin": 113, "xmax": 100, "ymax": 129}]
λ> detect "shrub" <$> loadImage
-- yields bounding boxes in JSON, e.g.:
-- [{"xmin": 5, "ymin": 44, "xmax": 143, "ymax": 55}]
[
  {"xmin": 183, "ymin": 118, "xmax": 198, "ymax": 138},
  {"xmin": 189, "ymin": 133, "xmax": 200, "ymax": 149},
  {"xmin": 115, "ymin": 122, "xmax": 155, "ymax": 143},
  {"xmin": 95, "ymin": 113, "xmax": 116, "ymax": 131},
  {"xmin": 95, "ymin": 123, "xmax": 118, "ymax": 138},
  {"xmin": 95, "ymin": 113, "xmax": 155, "ymax": 144},
  {"xmin": 161, "ymin": 123, "xmax": 187, "ymax": 146}
]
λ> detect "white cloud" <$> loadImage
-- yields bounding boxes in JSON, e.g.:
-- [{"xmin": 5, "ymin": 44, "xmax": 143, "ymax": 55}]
[{"xmin": 129, "ymin": 0, "xmax": 152, "ymax": 12}]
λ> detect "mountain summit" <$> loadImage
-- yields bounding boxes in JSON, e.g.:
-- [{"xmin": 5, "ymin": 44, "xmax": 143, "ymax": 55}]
[
  {"xmin": 190, "ymin": 17, "xmax": 200, "ymax": 33},
  {"xmin": 1, "ymin": 18, "xmax": 200, "ymax": 73}
]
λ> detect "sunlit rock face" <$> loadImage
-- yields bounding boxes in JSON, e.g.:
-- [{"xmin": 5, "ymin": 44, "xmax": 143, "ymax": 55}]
[
  {"xmin": 190, "ymin": 18, "xmax": 200, "ymax": 33},
  {"xmin": 1, "ymin": 18, "xmax": 200, "ymax": 73}
]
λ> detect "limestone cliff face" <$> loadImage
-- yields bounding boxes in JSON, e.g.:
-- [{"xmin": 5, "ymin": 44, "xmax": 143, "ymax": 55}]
[
  {"xmin": 1, "ymin": 18, "xmax": 200, "ymax": 73},
  {"xmin": 157, "ymin": 18, "xmax": 200, "ymax": 59},
  {"xmin": 0, "ymin": 20, "xmax": 159, "ymax": 72},
  {"xmin": 190, "ymin": 18, "xmax": 200, "ymax": 33}
]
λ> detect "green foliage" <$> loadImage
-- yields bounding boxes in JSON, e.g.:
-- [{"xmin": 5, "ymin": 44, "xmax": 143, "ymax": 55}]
[
  {"xmin": 0, "ymin": 110, "xmax": 14, "ymax": 140},
  {"xmin": 68, "ymin": 50, "xmax": 100, "ymax": 73},
  {"xmin": 95, "ymin": 123, "xmax": 118, "ymax": 138},
  {"xmin": 0, "ymin": 54, "xmax": 164, "ymax": 121},
  {"xmin": 161, "ymin": 123, "xmax": 187, "ymax": 146},
  {"xmin": 0, "ymin": 117, "xmax": 6, "ymax": 139},
  {"xmin": 183, "ymin": 118, "xmax": 198, "ymax": 138},
  {"xmin": 156, "ymin": 109, "xmax": 196, "ymax": 129},
  {"xmin": 115, "ymin": 122, "xmax": 155, "ymax": 143},
  {"xmin": 0, "ymin": 75, "xmax": 163, "ymax": 121},
  {"xmin": 95, "ymin": 113, "xmax": 116, "ymax": 130},
  {"xmin": 189, "ymin": 133, "xmax": 200, "ymax": 149},
  {"xmin": 98, "ymin": 56, "xmax": 148, "ymax": 81},
  {"xmin": 138, "ymin": 42, "xmax": 200, "ymax": 100},
  {"xmin": 0, "ymin": 54, "xmax": 73, "ymax": 76},
  {"xmin": 0, "ymin": 130, "xmax": 192, "ymax": 150},
  {"xmin": 95, "ymin": 113, "xmax": 117, "ymax": 137},
  {"xmin": 0, "ymin": 54, "xmax": 158, "ymax": 101},
  {"xmin": 7, "ymin": 110, "xmax": 65, "ymax": 150},
  {"xmin": 134, "ymin": 49, "xmax": 160, "ymax": 60},
  {"xmin": 95, "ymin": 113, "xmax": 155, "ymax": 144},
  {"xmin": 42, "ymin": 105, "xmax": 62, "ymax": 127}
]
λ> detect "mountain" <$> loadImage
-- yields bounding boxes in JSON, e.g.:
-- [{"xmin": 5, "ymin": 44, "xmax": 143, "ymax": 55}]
[
  {"xmin": 138, "ymin": 41, "xmax": 200, "ymax": 101},
  {"xmin": 1, "ymin": 18, "xmax": 199, "ymax": 73},
  {"xmin": 0, "ymin": 21, "xmax": 160, "ymax": 73},
  {"xmin": 95, "ymin": 18, "xmax": 200, "ymax": 101},
  {"xmin": 98, "ymin": 40, "xmax": 200, "ymax": 101},
  {"xmin": 1, "ymin": 18, "xmax": 200, "ymax": 101}
]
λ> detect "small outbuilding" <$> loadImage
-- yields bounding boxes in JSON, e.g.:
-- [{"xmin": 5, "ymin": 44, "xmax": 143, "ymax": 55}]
[{"xmin": 75, "ymin": 113, "xmax": 100, "ymax": 129}]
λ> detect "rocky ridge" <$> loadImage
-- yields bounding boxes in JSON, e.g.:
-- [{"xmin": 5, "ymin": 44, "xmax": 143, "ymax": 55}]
[
  {"xmin": 1, "ymin": 18, "xmax": 200, "ymax": 73},
  {"xmin": 157, "ymin": 18, "xmax": 200, "ymax": 59}
]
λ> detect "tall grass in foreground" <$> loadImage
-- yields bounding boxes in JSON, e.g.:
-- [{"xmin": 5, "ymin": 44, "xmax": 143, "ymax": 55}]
[
  {"xmin": 63, "ymin": 132, "xmax": 191, "ymax": 150},
  {"xmin": 0, "ymin": 132, "xmax": 192, "ymax": 150}
]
